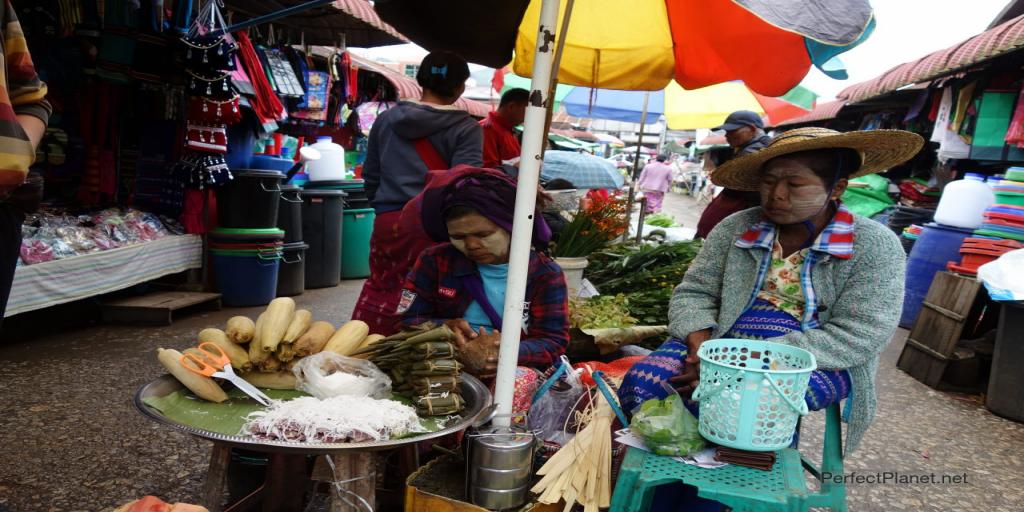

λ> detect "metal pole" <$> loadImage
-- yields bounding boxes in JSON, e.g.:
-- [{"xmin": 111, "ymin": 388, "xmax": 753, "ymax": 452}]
[
  {"xmin": 492, "ymin": 0, "xmax": 561, "ymax": 429},
  {"xmin": 542, "ymin": 0, "xmax": 575, "ymax": 142},
  {"xmin": 622, "ymin": 91, "xmax": 650, "ymax": 242},
  {"xmin": 221, "ymin": 0, "xmax": 336, "ymax": 33}
]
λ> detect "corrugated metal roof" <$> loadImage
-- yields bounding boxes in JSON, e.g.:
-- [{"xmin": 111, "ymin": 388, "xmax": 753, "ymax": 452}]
[
  {"xmin": 838, "ymin": 14, "xmax": 1024, "ymax": 104},
  {"xmin": 773, "ymin": 100, "xmax": 846, "ymax": 127}
]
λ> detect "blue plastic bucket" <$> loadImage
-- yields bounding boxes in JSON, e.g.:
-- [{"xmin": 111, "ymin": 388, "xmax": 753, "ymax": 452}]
[
  {"xmin": 900, "ymin": 222, "xmax": 975, "ymax": 328},
  {"xmin": 211, "ymin": 249, "xmax": 282, "ymax": 306},
  {"xmin": 693, "ymin": 339, "xmax": 816, "ymax": 451}
]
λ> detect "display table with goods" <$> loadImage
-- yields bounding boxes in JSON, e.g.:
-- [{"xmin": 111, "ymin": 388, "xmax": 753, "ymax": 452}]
[
  {"xmin": 6, "ymin": 209, "xmax": 201, "ymax": 317},
  {"xmin": 134, "ymin": 298, "xmax": 492, "ymax": 511}
]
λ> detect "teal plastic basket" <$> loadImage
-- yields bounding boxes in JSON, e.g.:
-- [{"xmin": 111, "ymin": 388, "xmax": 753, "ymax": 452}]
[{"xmin": 692, "ymin": 339, "xmax": 817, "ymax": 451}]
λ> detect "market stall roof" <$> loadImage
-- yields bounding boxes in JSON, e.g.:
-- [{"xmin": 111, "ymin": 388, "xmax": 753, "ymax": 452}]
[
  {"xmin": 225, "ymin": 0, "xmax": 407, "ymax": 47},
  {"xmin": 772, "ymin": 100, "xmax": 846, "ymax": 128},
  {"xmin": 838, "ymin": 14, "xmax": 1024, "ymax": 104},
  {"xmin": 344, "ymin": 52, "xmax": 492, "ymax": 117},
  {"xmin": 593, "ymin": 133, "xmax": 625, "ymax": 146}
]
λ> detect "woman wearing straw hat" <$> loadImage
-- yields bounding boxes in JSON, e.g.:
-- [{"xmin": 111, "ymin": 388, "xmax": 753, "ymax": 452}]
[{"xmin": 619, "ymin": 127, "xmax": 923, "ymax": 509}]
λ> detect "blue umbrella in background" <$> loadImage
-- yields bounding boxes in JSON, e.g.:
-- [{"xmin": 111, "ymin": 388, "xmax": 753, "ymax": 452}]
[
  {"xmin": 541, "ymin": 150, "xmax": 624, "ymax": 189},
  {"xmin": 562, "ymin": 87, "xmax": 666, "ymax": 123}
]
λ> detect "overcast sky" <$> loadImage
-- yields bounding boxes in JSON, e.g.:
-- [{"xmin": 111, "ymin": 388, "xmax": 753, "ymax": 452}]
[{"xmin": 354, "ymin": 0, "xmax": 1012, "ymax": 101}]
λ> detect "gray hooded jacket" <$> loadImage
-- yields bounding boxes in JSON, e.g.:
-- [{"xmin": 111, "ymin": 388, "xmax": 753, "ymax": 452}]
[{"xmin": 363, "ymin": 101, "xmax": 483, "ymax": 213}]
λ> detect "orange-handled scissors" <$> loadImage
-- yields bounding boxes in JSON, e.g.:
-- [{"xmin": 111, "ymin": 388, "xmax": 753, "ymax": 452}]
[{"xmin": 180, "ymin": 342, "xmax": 273, "ymax": 406}]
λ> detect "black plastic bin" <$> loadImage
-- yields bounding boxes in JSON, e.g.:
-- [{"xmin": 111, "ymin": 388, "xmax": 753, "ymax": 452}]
[
  {"xmin": 301, "ymin": 189, "xmax": 346, "ymax": 289},
  {"xmin": 277, "ymin": 185, "xmax": 303, "ymax": 243},
  {"xmin": 276, "ymin": 242, "xmax": 309, "ymax": 297},
  {"xmin": 986, "ymin": 302, "xmax": 1024, "ymax": 421},
  {"xmin": 217, "ymin": 170, "xmax": 284, "ymax": 228}
]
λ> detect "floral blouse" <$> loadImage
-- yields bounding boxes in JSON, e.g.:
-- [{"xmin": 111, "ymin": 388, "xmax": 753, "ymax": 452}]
[{"xmin": 756, "ymin": 241, "xmax": 808, "ymax": 319}]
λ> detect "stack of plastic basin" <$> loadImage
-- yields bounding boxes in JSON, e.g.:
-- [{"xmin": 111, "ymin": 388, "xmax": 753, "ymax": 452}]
[
  {"xmin": 947, "ymin": 237, "xmax": 1022, "ymax": 276},
  {"xmin": 209, "ymin": 228, "xmax": 285, "ymax": 306}
]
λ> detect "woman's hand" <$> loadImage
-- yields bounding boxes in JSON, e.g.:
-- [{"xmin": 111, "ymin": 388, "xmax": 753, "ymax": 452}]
[
  {"xmin": 669, "ymin": 329, "xmax": 712, "ymax": 400},
  {"xmin": 445, "ymin": 319, "xmax": 479, "ymax": 348},
  {"xmin": 457, "ymin": 328, "xmax": 501, "ymax": 378}
]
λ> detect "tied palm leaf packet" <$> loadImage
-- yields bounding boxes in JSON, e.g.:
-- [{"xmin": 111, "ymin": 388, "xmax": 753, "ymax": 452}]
[{"xmin": 630, "ymin": 383, "xmax": 705, "ymax": 457}]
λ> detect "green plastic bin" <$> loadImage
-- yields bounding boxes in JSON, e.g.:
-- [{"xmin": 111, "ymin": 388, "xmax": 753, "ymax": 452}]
[{"xmin": 341, "ymin": 208, "xmax": 375, "ymax": 279}]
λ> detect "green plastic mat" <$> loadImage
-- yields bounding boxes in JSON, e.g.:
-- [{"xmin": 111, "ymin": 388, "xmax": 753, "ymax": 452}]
[{"xmin": 143, "ymin": 388, "xmax": 449, "ymax": 437}]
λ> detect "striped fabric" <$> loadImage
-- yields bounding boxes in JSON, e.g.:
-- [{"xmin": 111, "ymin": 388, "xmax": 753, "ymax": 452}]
[
  {"xmin": 734, "ymin": 203, "xmax": 856, "ymax": 329},
  {"xmin": 0, "ymin": 1, "xmax": 51, "ymax": 192},
  {"xmin": 6, "ymin": 235, "xmax": 202, "ymax": 317}
]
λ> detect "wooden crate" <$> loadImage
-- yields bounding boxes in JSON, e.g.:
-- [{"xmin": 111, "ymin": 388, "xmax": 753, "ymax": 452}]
[
  {"xmin": 101, "ymin": 290, "xmax": 221, "ymax": 325},
  {"xmin": 897, "ymin": 271, "xmax": 982, "ymax": 388}
]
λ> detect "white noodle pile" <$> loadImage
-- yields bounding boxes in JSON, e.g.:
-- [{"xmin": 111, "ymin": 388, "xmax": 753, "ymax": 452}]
[{"xmin": 242, "ymin": 395, "xmax": 423, "ymax": 443}]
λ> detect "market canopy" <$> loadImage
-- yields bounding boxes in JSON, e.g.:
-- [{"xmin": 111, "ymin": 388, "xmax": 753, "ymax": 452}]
[
  {"xmin": 374, "ymin": 0, "xmax": 875, "ymax": 95},
  {"xmin": 838, "ymin": 13, "xmax": 1024, "ymax": 104},
  {"xmin": 224, "ymin": 0, "xmax": 407, "ymax": 47}
]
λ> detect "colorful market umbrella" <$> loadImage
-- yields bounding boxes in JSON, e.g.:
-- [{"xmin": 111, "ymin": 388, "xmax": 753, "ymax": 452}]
[
  {"xmin": 375, "ymin": 0, "xmax": 875, "ymax": 95},
  {"xmin": 561, "ymin": 81, "xmax": 818, "ymax": 129},
  {"xmin": 373, "ymin": 0, "xmax": 876, "ymax": 428}
]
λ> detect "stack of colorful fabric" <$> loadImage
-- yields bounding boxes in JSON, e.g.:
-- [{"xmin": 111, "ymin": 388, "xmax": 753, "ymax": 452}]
[
  {"xmin": 900, "ymin": 224, "xmax": 924, "ymax": 254},
  {"xmin": 898, "ymin": 178, "xmax": 941, "ymax": 208}
]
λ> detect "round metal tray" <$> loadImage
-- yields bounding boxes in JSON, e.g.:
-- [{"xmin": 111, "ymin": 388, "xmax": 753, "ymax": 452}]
[{"xmin": 133, "ymin": 374, "xmax": 493, "ymax": 454}]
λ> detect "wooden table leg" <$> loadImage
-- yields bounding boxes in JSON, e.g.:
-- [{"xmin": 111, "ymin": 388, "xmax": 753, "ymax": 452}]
[
  {"xmin": 311, "ymin": 452, "xmax": 377, "ymax": 512},
  {"xmin": 260, "ymin": 454, "xmax": 310, "ymax": 512},
  {"xmin": 201, "ymin": 443, "xmax": 232, "ymax": 512}
]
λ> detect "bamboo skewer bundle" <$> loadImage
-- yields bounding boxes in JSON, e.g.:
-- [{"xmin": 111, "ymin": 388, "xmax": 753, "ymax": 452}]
[{"xmin": 531, "ymin": 383, "xmax": 617, "ymax": 512}]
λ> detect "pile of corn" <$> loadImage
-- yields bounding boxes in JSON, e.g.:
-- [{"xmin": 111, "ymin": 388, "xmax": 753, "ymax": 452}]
[{"xmin": 354, "ymin": 323, "xmax": 466, "ymax": 416}]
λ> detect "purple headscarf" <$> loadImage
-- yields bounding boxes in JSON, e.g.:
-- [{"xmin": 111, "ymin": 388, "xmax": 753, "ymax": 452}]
[{"xmin": 418, "ymin": 165, "xmax": 552, "ymax": 247}]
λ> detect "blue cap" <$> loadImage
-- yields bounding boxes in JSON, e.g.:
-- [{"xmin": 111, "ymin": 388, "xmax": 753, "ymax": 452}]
[{"xmin": 712, "ymin": 110, "xmax": 765, "ymax": 131}]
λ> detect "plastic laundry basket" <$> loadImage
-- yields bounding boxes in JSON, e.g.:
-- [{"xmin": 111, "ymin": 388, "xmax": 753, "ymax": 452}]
[{"xmin": 692, "ymin": 339, "xmax": 817, "ymax": 451}]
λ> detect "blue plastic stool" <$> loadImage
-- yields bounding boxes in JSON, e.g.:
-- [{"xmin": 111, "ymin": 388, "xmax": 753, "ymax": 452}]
[{"xmin": 611, "ymin": 403, "xmax": 846, "ymax": 512}]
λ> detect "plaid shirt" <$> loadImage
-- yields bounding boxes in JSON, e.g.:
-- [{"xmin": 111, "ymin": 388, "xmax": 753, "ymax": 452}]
[
  {"xmin": 400, "ymin": 244, "xmax": 569, "ymax": 370},
  {"xmin": 734, "ymin": 203, "xmax": 856, "ymax": 329}
]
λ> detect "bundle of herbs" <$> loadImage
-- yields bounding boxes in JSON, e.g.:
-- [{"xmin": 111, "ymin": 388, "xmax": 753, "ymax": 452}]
[{"xmin": 584, "ymin": 240, "xmax": 702, "ymax": 325}]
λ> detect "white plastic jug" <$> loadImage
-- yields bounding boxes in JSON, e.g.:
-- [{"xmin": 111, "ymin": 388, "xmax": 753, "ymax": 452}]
[
  {"xmin": 306, "ymin": 136, "xmax": 346, "ymax": 181},
  {"xmin": 934, "ymin": 173, "xmax": 995, "ymax": 229}
]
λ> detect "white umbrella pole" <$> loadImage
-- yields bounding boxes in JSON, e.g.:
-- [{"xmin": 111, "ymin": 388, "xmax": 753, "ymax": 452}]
[{"xmin": 492, "ymin": 0, "xmax": 560, "ymax": 428}]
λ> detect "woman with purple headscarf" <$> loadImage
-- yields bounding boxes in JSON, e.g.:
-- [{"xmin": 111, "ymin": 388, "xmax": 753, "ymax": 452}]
[{"xmin": 398, "ymin": 166, "xmax": 570, "ymax": 378}]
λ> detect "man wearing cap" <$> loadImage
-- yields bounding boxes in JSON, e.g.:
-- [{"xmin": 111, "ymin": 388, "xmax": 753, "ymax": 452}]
[{"xmin": 695, "ymin": 110, "xmax": 771, "ymax": 238}]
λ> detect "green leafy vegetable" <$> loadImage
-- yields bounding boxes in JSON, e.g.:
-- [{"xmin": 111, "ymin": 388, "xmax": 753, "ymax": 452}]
[
  {"xmin": 644, "ymin": 213, "xmax": 677, "ymax": 227},
  {"xmin": 569, "ymin": 295, "xmax": 638, "ymax": 329}
]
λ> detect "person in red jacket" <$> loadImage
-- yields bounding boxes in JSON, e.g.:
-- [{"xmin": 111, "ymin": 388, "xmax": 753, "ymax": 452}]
[{"xmin": 480, "ymin": 88, "xmax": 529, "ymax": 168}]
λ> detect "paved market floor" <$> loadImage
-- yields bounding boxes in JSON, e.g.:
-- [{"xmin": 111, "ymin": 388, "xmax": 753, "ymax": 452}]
[{"xmin": 1, "ymin": 192, "xmax": 1023, "ymax": 511}]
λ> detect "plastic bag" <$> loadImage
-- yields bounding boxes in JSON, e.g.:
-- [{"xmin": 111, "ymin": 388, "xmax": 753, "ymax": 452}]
[
  {"xmin": 528, "ymin": 356, "xmax": 585, "ymax": 445},
  {"xmin": 630, "ymin": 382, "xmax": 705, "ymax": 457},
  {"xmin": 292, "ymin": 352, "xmax": 392, "ymax": 399},
  {"xmin": 978, "ymin": 249, "xmax": 1024, "ymax": 301}
]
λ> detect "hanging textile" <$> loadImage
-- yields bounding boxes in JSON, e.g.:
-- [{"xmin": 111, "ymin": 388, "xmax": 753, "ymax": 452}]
[
  {"xmin": 1005, "ymin": 84, "xmax": 1024, "ymax": 148},
  {"xmin": 235, "ymin": 31, "xmax": 285, "ymax": 126},
  {"xmin": 951, "ymin": 81, "xmax": 977, "ymax": 134}
]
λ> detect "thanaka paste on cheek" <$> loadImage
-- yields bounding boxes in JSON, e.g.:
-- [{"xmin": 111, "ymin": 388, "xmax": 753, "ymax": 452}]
[{"xmin": 479, "ymin": 229, "xmax": 511, "ymax": 260}]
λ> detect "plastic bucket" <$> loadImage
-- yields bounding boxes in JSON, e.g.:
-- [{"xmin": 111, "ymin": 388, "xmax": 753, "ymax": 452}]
[
  {"xmin": 216, "ymin": 170, "xmax": 284, "ymax": 228},
  {"xmin": 210, "ymin": 227, "xmax": 285, "ymax": 244},
  {"xmin": 211, "ymin": 249, "xmax": 282, "ymax": 306},
  {"xmin": 901, "ymin": 222, "xmax": 975, "ymax": 328},
  {"xmin": 340, "ymin": 208, "xmax": 375, "ymax": 279},
  {"xmin": 277, "ymin": 185, "xmax": 303, "ymax": 243},
  {"xmin": 995, "ymin": 192, "xmax": 1024, "ymax": 207},
  {"xmin": 277, "ymin": 242, "xmax": 309, "ymax": 297},
  {"xmin": 693, "ymin": 339, "xmax": 816, "ymax": 451},
  {"xmin": 554, "ymin": 257, "xmax": 588, "ymax": 296},
  {"xmin": 302, "ymin": 189, "xmax": 346, "ymax": 288}
]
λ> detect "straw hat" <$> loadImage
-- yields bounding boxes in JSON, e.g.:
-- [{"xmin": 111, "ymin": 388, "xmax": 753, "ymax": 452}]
[{"xmin": 711, "ymin": 127, "xmax": 925, "ymax": 191}]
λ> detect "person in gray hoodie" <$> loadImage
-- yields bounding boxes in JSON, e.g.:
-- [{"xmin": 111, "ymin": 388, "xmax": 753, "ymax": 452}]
[{"xmin": 354, "ymin": 51, "xmax": 484, "ymax": 334}]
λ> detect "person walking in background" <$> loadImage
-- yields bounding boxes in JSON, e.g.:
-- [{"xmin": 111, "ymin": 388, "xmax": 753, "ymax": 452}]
[
  {"xmin": 480, "ymin": 87, "xmax": 528, "ymax": 168},
  {"xmin": 637, "ymin": 154, "xmax": 674, "ymax": 213},
  {"xmin": 355, "ymin": 51, "xmax": 482, "ymax": 335},
  {"xmin": 0, "ymin": 3, "xmax": 51, "ymax": 325},
  {"xmin": 695, "ymin": 110, "xmax": 770, "ymax": 238}
]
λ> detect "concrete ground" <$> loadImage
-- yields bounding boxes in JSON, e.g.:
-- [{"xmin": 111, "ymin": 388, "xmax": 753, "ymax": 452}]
[{"xmin": 1, "ymin": 192, "xmax": 1022, "ymax": 511}]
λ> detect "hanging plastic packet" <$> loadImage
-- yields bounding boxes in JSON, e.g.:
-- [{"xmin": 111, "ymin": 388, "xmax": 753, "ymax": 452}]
[{"xmin": 630, "ymin": 381, "xmax": 705, "ymax": 457}]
